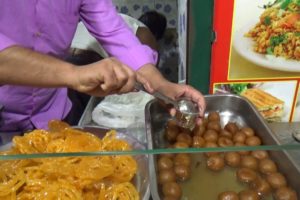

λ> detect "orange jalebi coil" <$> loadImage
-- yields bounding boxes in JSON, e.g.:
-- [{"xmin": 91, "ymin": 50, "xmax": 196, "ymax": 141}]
[{"xmin": 0, "ymin": 120, "xmax": 139, "ymax": 200}]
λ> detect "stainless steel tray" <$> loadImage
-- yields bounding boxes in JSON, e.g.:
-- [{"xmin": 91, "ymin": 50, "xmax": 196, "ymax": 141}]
[
  {"xmin": 78, "ymin": 97, "xmax": 103, "ymax": 127},
  {"xmin": 145, "ymin": 94, "xmax": 300, "ymax": 199},
  {"xmin": 78, "ymin": 96, "xmax": 148, "ymax": 144}
]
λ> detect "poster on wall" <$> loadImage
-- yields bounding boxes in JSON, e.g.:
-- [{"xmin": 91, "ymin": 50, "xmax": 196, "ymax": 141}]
[{"xmin": 211, "ymin": 0, "xmax": 300, "ymax": 122}]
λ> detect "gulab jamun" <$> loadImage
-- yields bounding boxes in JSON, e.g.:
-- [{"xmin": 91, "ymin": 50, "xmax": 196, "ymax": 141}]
[
  {"xmin": 158, "ymin": 170, "xmax": 176, "ymax": 184},
  {"xmin": 225, "ymin": 152, "xmax": 241, "ymax": 167},
  {"xmin": 218, "ymin": 191, "xmax": 239, "ymax": 200},
  {"xmin": 258, "ymin": 158, "xmax": 277, "ymax": 175},
  {"xmin": 241, "ymin": 127, "xmax": 255, "ymax": 137},
  {"xmin": 274, "ymin": 187, "xmax": 297, "ymax": 200},
  {"xmin": 266, "ymin": 172, "xmax": 287, "ymax": 189},
  {"xmin": 236, "ymin": 168, "xmax": 257, "ymax": 183},
  {"xmin": 162, "ymin": 182, "xmax": 182, "ymax": 199},
  {"xmin": 158, "ymin": 156, "xmax": 174, "ymax": 171},
  {"xmin": 238, "ymin": 190, "xmax": 260, "ymax": 200},
  {"xmin": 192, "ymin": 136, "xmax": 205, "ymax": 148},
  {"xmin": 207, "ymin": 155, "xmax": 225, "ymax": 171},
  {"xmin": 240, "ymin": 155, "xmax": 258, "ymax": 170},
  {"xmin": 174, "ymin": 164, "xmax": 191, "ymax": 181}
]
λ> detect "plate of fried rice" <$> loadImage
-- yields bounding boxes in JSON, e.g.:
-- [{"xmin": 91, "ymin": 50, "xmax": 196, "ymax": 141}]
[{"xmin": 234, "ymin": 0, "xmax": 300, "ymax": 72}]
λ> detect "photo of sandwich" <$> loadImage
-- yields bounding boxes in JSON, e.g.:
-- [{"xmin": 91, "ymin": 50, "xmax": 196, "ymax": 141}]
[
  {"xmin": 213, "ymin": 81, "xmax": 296, "ymax": 122},
  {"xmin": 241, "ymin": 88, "xmax": 284, "ymax": 122}
]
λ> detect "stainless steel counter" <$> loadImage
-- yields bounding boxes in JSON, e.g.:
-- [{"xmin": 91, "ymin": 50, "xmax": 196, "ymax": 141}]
[{"xmin": 268, "ymin": 122, "xmax": 300, "ymax": 166}]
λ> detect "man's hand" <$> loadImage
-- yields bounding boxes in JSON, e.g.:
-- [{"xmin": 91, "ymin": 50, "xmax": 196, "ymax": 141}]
[
  {"xmin": 70, "ymin": 57, "xmax": 137, "ymax": 96},
  {"xmin": 137, "ymin": 64, "xmax": 206, "ymax": 125}
]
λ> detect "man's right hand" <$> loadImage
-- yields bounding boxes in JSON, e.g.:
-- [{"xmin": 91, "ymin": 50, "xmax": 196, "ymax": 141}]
[{"xmin": 70, "ymin": 57, "xmax": 138, "ymax": 96}]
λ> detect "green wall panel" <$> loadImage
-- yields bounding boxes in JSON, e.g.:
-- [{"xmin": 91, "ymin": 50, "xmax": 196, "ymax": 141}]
[{"xmin": 188, "ymin": 0, "xmax": 214, "ymax": 94}]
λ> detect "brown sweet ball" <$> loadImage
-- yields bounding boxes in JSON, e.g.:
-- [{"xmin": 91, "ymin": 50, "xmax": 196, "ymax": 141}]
[
  {"xmin": 165, "ymin": 120, "xmax": 180, "ymax": 142},
  {"xmin": 207, "ymin": 121, "xmax": 222, "ymax": 132},
  {"xmin": 163, "ymin": 196, "xmax": 180, "ymax": 200},
  {"xmin": 240, "ymin": 155, "xmax": 258, "ymax": 170},
  {"xmin": 174, "ymin": 164, "xmax": 191, "ymax": 181},
  {"xmin": 259, "ymin": 158, "xmax": 277, "ymax": 175},
  {"xmin": 241, "ymin": 127, "xmax": 255, "ymax": 137},
  {"xmin": 274, "ymin": 187, "xmax": 297, "ymax": 200},
  {"xmin": 266, "ymin": 172, "xmax": 287, "ymax": 189},
  {"xmin": 218, "ymin": 191, "xmax": 239, "ymax": 200},
  {"xmin": 165, "ymin": 127, "xmax": 179, "ymax": 143},
  {"xmin": 203, "ymin": 129, "xmax": 219, "ymax": 143},
  {"xmin": 174, "ymin": 153, "xmax": 192, "ymax": 167},
  {"xmin": 162, "ymin": 182, "xmax": 182, "ymax": 199},
  {"xmin": 245, "ymin": 136, "xmax": 262, "ymax": 146},
  {"xmin": 202, "ymin": 118, "xmax": 209, "ymax": 128},
  {"xmin": 225, "ymin": 152, "xmax": 241, "ymax": 167},
  {"xmin": 158, "ymin": 169, "xmax": 176, "ymax": 184},
  {"xmin": 235, "ymin": 142, "xmax": 250, "ymax": 155},
  {"xmin": 192, "ymin": 135, "xmax": 205, "ymax": 148},
  {"xmin": 238, "ymin": 190, "xmax": 260, "ymax": 200},
  {"xmin": 206, "ymin": 155, "xmax": 225, "ymax": 171},
  {"xmin": 193, "ymin": 124, "xmax": 206, "ymax": 136},
  {"xmin": 179, "ymin": 127, "xmax": 192, "ymax": 135},
  {"xmin": 224, "ymin": 122, "xmax": 239, "ymax": 134},
  {"xmin": 208, "ymin": 111, "xmax": 221, "ymax": 122},
  {"xmin": 173, "ymin": 142, "xmax": 189, "ymax": 149},
  {"xmin": 158, "ymin": 156, "xmax": 174, "ymax": 171},
  {"xmin": 251, "ymin": 150, "xmax": 269, "ymax": 160},
  {"xmin": 205, "ymin": 142, "xmax": 219, "ymax": 157},
  {"xmin": 233, "ymin": 131, "xmax": 247, "ymax": 143},
  {"xmin": 236, "ymin": 168, "xmax": 257, "ymax": 183},
  {"xmin": 250, "ymin": 177, "xmax": 272, "ymax": 196},
  {"xmin": 219, "ymin": 129, "xmax": 233, "ymax": 139},
  {"xmin": 218, "ymin": 137, "xmax": 234, "ymax": 147},
  {"xmin": 176, "ymin": 133, "xmax": 192, "ymax": 147}
]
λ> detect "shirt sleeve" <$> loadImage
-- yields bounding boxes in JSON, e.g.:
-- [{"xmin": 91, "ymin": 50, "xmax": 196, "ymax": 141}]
[
  {"xmin": 79, "ymin": 0, "xmax": 158, "ymax": 70},
  {"xmin": 0, "ymin": 33, "xmax": 18, "ymax": 51}
]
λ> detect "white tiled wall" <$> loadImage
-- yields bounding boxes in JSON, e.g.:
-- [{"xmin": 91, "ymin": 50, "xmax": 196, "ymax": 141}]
[{"xmin": 113, "ymin": 0, "xmax": 178, "ymax": 28}]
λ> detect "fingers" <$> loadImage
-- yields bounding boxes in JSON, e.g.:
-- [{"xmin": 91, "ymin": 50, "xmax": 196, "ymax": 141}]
[
  {"xmin": 98, "ymin": 58, "xmax": 137, "ymax": 95},
  {"xmin": 181, "ymin": 85, "xmax": 206, "ymax": 124},
  {"xmin": 112, "ymin": 62, "xmax": 136, "ymax": 94}
]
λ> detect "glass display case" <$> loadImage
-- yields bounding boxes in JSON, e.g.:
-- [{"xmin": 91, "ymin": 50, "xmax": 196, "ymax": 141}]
[{"xmin": 1, "ymin": 95, "xmax": 300, "ymax": 200}]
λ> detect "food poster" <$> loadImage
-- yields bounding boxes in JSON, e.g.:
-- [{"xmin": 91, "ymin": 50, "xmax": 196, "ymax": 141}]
[{"xmin": 210, "ymin": 0, "xmax": 300, "ymax": 122}]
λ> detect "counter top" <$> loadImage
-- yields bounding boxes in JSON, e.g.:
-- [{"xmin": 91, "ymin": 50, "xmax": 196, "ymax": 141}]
[{"xmin": 268, "ymin": 122, "xmax": 300, "ymax": 166}]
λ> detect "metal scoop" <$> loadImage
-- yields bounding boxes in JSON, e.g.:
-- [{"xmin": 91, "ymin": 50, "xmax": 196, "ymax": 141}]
[{"xmin": 135, "ymin": 82, "xmax": 199, "ymax": 129}]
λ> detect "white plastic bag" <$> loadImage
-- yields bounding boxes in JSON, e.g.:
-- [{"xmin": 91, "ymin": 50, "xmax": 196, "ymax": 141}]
[{"xmin": 92, "ymin": 91, "xmax": 153, "ymax": 129}]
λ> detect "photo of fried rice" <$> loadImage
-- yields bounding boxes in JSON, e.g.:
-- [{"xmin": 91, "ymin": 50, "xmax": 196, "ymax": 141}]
[{"xmin": 245, "ymin": 0, "xmax": 300, "ymax": 60}]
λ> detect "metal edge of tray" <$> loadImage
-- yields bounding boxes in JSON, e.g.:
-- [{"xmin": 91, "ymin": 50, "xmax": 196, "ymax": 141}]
[
  {"xmin": 145, "ymin": 99, "xmax": 160, "ymax": 200},
  {"xmin": 78, "ymin": 96, "xmax": 103, "ymax": 126},
  {"xmin": 146, "ymin": 94, "xmax": 300, "ymax": 199}
]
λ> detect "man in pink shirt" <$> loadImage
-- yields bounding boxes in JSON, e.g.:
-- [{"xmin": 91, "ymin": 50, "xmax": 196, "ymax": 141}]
[{"xmin": 0, "ymin": 0, "xmax": 206, "ymax": 133}]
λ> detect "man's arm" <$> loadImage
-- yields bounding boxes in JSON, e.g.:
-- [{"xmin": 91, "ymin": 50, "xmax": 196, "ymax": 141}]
[
  {"xmin": 79, "ymin": 0, "xmax": 158, "ymax": 71},
  {"xmin": 0, "ymin": 46, "xmax": 74, "ymax": 87},
  {"xmin": 0, "ymin": 46, "xmax": 138, "ymax": 96}
]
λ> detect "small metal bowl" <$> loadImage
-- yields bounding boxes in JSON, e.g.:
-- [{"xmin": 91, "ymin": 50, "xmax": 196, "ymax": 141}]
[{"xmin": 175, "ymin": 99, "xmax": 199, "ymax": 129}]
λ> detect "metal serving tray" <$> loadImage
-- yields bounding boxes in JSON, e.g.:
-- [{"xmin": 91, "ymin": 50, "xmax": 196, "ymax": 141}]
[{"xmin": 145, "ymin": 94, "xmax": 300, "ymax": 199}]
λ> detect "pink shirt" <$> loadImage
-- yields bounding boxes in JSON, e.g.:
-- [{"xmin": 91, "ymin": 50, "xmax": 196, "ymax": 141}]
[{"xmin": 0, "ymin": 0, "xmax": 157, "ymax": 132}]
